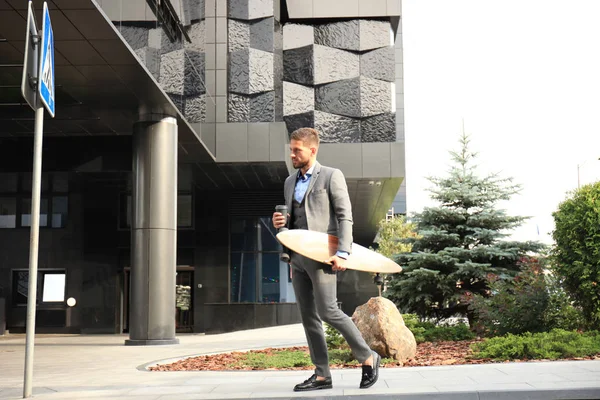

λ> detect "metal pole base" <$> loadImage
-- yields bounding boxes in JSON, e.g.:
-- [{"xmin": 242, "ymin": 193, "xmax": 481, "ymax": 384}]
[{"xmin": 124, "ymin": 338, "xmax": 180, "ymax": 346}]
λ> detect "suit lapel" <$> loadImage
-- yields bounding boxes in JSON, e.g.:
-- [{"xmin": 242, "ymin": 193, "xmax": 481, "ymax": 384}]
[
  {"xmin": 304, "ymin": 161, "xmax": 321, "ymax": 201},
  {"xmin": 285, "ymin": 176, "xmax": 294, "ymax": 212}
]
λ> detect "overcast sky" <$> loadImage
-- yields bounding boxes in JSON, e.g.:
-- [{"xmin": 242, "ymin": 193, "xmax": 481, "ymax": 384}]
[{"xmin": 401, "ymin": 0, "xmax": 600, "ymax": 245}]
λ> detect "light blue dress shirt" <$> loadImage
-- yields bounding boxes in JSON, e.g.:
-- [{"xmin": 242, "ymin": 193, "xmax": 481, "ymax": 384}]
[{"xmin": 294, "ymin": 164, "xmax": 349, "ymax": 260}]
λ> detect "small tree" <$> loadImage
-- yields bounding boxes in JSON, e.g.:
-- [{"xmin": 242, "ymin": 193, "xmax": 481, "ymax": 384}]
[
  {"xmin": 467, "ymin": 256, "xmax": 548, "ymax": 336},
  {"xmin": 373, "ymin": 215, "xmax": 417, "ymax": 296},
  {"xmin": 374, "ymin": 215, "xmax": 417, "ymax": 259},
  {"xmin": 385, "ymin": 133, "xmax": 544, "ymax": 324},
  {"xmin": 551, "ymin": 182, "xmax": 600, "ymax": 330}
]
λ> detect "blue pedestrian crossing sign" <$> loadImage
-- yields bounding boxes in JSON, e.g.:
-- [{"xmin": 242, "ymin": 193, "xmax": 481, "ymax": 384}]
[{"xmin": 38, "ymin": 2, "xmax": 55, "ymax": 118}]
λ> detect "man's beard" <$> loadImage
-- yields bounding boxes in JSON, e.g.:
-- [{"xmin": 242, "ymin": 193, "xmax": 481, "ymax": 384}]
[{"xmin": 293, "ymin": 160, "xmax": 307, "ymax": 170}]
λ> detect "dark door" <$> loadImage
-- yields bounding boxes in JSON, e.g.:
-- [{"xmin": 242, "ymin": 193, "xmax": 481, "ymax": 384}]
[
  {"xmin": 122, "ymin": 268, "xmax": 194, "ymax": 333},
  {"xmin": 175, "ymin": 270, "xmax": 194, "ymax": 333}
]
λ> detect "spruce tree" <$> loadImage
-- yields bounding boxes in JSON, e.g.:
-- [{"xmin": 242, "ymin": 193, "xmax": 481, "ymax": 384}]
[{"xmin": 385, "ymin": 133, "xmax": 544, "ymax": 324}]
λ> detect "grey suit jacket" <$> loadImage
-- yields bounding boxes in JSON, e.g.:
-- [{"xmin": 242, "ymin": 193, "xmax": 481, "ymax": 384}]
[{"xmin": 284, "ymin": 161, "xmax": 353, "ymax": 254}]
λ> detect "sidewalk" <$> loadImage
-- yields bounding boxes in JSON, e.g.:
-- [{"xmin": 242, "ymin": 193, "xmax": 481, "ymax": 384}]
[{"xmin": 0, "ymin": 324, "xmax": 599, "ymax": 400}]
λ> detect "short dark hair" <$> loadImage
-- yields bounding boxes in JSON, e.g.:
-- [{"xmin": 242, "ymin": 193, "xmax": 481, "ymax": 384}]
[{"xmin": 290, "ymin": 127, "xmax": 320, "ymax": 147}]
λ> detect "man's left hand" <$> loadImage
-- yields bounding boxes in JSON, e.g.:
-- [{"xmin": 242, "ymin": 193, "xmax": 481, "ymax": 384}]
[{"xmin": 328, "ymin": 256, "xmax": 346, "ymax": 272}]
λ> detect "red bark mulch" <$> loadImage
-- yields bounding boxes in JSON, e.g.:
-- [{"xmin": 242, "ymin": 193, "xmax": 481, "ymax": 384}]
[
  {"xmin": 150, "ymin": 340, "xmax": 493, "ymax": 371},
  {"xmin": 149, "ymin": 340, "xmax": 600, "ymax": 372}
]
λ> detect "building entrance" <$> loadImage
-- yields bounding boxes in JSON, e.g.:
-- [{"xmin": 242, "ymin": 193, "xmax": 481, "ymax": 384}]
[{"xmin": 122, "ymin": 267, "xmax": 194, "ymax": 334}]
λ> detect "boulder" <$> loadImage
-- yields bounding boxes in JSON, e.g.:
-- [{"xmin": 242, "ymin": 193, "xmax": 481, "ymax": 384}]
[{"xmin": 352, "ymin": 297, "xmax": 417, "ymax": 363}]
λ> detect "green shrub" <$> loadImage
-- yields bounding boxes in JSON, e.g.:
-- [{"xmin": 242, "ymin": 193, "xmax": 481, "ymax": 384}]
[
  {"xmin": 402, "ymin": 313, "xmax": 427, "ymax": 343},
  {"xmin": 466, "ymin": 256, "xmax": 584, "ymax": 337},
  {"xmin": 328, "ymin": 348, "xmax": 358, "ymax": 364},
  {"xmin": 402, "ymin": 313, "xmax": 475, "ymax": 343},
  {"xmin": 470, "ymin": 329, "xmax": 600, "ymax": 361},
  {"xmin": 551, "ymin": 182, "xmax": 600, "ymax": 330},
  {"xmin": 325, "ymin": 323, "xmax": 349, "ymax": 350},
  {"xmin": 421, "ymin": 322, "xmax": 475, "ymax": 342},
  {"xmin": 543, "ymin": 273, "xmax": 586, "ymax": 331}
]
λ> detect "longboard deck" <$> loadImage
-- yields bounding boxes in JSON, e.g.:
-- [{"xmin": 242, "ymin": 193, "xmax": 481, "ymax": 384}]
[{"xmin": 276, "ymin": 229, "xmax": 402, "ymax": 273}]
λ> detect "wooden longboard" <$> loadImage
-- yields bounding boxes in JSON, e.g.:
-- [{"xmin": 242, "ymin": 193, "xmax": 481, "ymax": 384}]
[{"xmin": 276, "ymin": 229, "xmax": 402, "ymax": 273}]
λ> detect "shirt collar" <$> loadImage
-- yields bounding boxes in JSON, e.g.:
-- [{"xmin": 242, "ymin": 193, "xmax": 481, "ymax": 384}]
[{"xmin": 298, "ymin": 163, "xmax": 315, "ymax": 180}]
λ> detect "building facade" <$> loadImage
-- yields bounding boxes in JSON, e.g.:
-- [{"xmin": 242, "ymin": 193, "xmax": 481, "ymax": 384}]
[{"xmin": 0, "ymin": 0, "xmax": 405, "ymax": 341}]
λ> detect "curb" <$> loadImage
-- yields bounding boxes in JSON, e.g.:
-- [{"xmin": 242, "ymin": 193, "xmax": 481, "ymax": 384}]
[{"xmin": 223, "ymin": 388, "xmax": 600, "ymax": 400}]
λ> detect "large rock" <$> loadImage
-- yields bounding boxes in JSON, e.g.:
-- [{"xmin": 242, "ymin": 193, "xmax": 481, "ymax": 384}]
[{"xmin": 352, "ymin": 297, "xmax": 416, "ymax": 363}]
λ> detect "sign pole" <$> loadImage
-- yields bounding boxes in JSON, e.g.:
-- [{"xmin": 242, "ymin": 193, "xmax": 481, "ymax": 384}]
[
  {"xmin": 21, "ymin": 1, "xmax": 55, "ymax": 397},
  {"xmin": 23, "ymin": 102, "xmax": 44, "ymax": 399}
]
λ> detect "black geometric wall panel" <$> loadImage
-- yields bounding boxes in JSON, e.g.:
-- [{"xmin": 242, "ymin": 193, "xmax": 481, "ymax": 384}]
[
  {"xmin": 361, "ymin": 46, "xmax": 395, "ymax": 82},
  {"xmin": 283, "ymin": 23, "xmax": 314, "ymax": 50},
  {"xmin": 229, "ymin": 92, "xmax": 275, "ymax": 122},
  {"xmin": 314, "ymin": 20, "xmax": 391, "ymax": 52},
  {"xmin": 229, "ymin": 48, "xmax": 274, "ymax": 94},
  {"xmin": 315, "ymin": 77, "xmax": 392, "ymax": 118},
  {"xmin": 118, "ymin": 10, "xmax": 207, "ymax": 124},
  {"xmin": 229, "ymin": 18, "xmax": 275, "ymax": 53},
  {"xmin": 228, "ymin": 0, "xmax": 281, "ymax": 122},
  {"xmin": 283, "ymin": 45, "xmax": 359, "ymax": 86},
  {"xmin": 284, "ymin": 111, "xmax": 360, "ymax": 143},
  {"xmin": 283, "ymin": 19, "xmax": 396, "ymax": 143},
  {"xmin": 283, "ymin": 81, "xmax": 314, "ymax": 116},
  {"xmin": 229, "ymin": 0, "xmax": 274, "ymax": 20},
  {"xmin": 361, "ymin": 113, "xmax": 395, "ymax": 142}
]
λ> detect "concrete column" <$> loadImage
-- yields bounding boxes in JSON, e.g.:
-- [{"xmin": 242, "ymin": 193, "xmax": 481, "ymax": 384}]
[{"xmin": 125, "ymin": 115, "xmax": 179, "ymax": 346}]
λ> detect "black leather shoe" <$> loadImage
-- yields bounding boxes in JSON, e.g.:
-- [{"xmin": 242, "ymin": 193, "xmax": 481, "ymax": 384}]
[
  {"xmin": 293, "ymin": 374, "xmax": 333, "ymax": 392},
  {"xmin": 360, "ymin": 351, "xmax": 381, "ymax": 389}
]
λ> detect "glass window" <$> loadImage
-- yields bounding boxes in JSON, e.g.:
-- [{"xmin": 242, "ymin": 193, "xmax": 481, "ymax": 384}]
[
  {"xmin": 0, "ymin": 198, "xmax": 17, "ymax": 228},
  {"xmin": 51, "ymin": 196, "xmax": 68, "ymax": 228},
  {"xmin": 260, "ymin": 253, "xmax": 281, "ymax": 303},
  {"xmin": 12, "ymin": 270, "xmax": 66, "ymax": 305},
  {"xmin": 230, "ymin": 218, "xmax": 257, "ymax": 251},
  {"xmin": 230, "ymin": 252, "xmax": 256, "ymax": 303},
  {"xmin": 22, "ymin": 173, "xmax": 49, "ymax": 192},
  {"xmin": 21, "ymin": 198, "xmax": 49, "ymax": 227},
  {"xmin": 120, "ymin": 194, "xmax": 192, "ymax": 229},
  {"xmin": 258, "ymin": 217, "xmax": 282, "ymax": 252},
  {"xmin": 52, "ymin": 173, "xmax": 69, "ymax": 192},
  {"xmin": 12, "ymin": 270, "xmax": 30, "ymax": 305},
  {"xmin": 230, "ymin": 216, "xmax": 285, "ymax": 303},
  {"xmin": 0, "ymin": 173, "xmax": 18, "ymax": 192},
  {"xmin": 42, "ymin": 273, "xmax": 66, "ymax": 302},
  {"xmin": 178, "ymin": 166, "xmax": 192, "ymax": 191},
  {"xmin": 178, "ymin": 194, "xmax": 193, "ymax": 228}
]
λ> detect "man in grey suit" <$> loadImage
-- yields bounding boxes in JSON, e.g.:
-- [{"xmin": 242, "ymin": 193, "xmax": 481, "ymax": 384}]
[{"xmin": 272, "ymin": 127, "xmax": 380, "ymax": 392}]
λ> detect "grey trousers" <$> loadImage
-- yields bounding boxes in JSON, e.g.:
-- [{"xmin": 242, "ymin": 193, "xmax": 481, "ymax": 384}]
[{"xmin": 291, "ymin": 254, "xmax": 372, "ymax": 378}]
